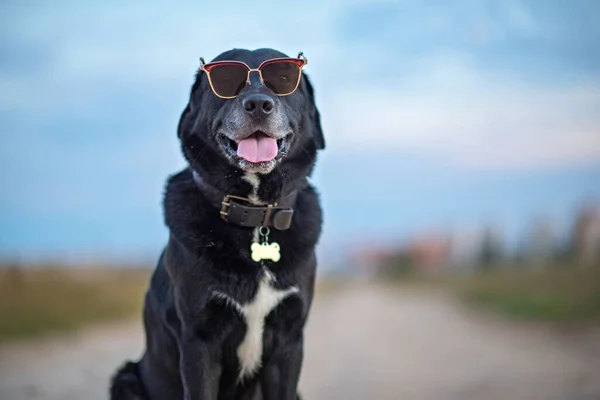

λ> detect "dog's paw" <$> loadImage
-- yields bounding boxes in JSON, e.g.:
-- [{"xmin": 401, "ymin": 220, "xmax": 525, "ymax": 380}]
[{"xmin": 109, "ymin": 361, "xmax": 147, "ymax": 400}]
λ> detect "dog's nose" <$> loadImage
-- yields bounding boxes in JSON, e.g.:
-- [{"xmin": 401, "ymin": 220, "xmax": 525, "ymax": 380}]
[{"xmin": 242, "ymin": 93, "xmax": 275, "ymax": 117}]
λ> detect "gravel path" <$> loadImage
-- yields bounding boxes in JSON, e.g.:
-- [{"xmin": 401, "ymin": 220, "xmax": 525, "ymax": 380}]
[{"xmin": 1, "ymin": 281, "xmax": 599, "ymax": 400}]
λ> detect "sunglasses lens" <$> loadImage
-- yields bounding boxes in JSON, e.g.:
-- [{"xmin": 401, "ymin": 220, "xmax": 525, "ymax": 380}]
[
  {"xmin": 208, "ymin": 64, "xmax": 248, "ymax": 98},
  {"xmin": 261, "ymin": 61, "xmax": 301, "ymax": 96}
]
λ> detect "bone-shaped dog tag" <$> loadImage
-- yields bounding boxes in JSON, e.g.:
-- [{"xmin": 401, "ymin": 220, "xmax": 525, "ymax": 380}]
[{"xmin": 250, "ymin": 242, "xmax": 281, "ymax": 263}]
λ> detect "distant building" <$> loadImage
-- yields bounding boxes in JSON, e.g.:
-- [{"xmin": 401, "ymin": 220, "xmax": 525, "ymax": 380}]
[
  {"xmin": 350, "ymin": 244, "xmax": 395, "ymax": 277},
  {"xmin": 571, "ymin": 204, "xmax": 600, "ymax": 266},
  {"xmin": 407, "ymin": 232, "xmax": 449, "ymax": 275}
]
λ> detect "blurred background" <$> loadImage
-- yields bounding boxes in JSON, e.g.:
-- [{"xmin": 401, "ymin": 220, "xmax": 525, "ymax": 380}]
[{"xmin": 1, "ymin": 1, "xmax": 600, "ymax": 399}]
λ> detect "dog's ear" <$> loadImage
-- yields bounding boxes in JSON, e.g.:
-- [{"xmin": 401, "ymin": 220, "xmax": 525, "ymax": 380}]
[
  {"xmin": 302, "ymin": 74, "xmax": 326, "ymax": 150},
  {"xmin": 177, "ymin": 69, "xmax": 204, "ymax": 138}
]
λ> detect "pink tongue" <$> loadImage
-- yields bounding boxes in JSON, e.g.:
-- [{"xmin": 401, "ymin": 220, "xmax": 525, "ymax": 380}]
[{"xmin": 236, "ymin": 135, "xmax": 278, "ymax": 163}]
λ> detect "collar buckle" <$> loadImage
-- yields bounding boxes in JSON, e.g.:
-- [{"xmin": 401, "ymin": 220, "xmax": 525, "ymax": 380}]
[{"xmin": 220, "ymin": 194, "xmax": 252, "ymax": 222}]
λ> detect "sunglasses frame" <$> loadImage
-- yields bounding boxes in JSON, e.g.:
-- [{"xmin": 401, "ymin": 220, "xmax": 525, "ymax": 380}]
[{"xmin": 199, "ymin": 52, "xmax": 308, "ymax": 99}]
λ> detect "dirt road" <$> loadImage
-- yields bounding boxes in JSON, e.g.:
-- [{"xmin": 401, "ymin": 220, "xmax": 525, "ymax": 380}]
[{"xmin": 1, "ymin": 280, "xmax": 599, "ymax": 400}]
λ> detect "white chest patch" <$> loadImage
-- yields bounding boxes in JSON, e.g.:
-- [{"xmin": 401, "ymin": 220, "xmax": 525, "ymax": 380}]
[
  {"xmin": 213, "ymin": 276, "xmax": 298, "ymax": 381},
  {"xmin": 242, "ymin": 172, "xmax": 261, "ymax": 205}
]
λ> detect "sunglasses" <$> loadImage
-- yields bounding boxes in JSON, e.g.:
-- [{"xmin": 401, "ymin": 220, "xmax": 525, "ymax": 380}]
[{"xmin": 199, "ymin": 52, "xmax": 308, "ymax": 99}]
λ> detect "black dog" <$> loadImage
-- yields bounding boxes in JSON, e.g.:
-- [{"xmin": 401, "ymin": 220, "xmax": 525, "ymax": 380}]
[{"xmin": 110, "ymin": 48, "xmax": 325, "ymax": 400}]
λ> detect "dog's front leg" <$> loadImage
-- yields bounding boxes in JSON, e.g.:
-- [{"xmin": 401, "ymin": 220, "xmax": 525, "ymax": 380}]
[
  {"xmin": 179, "ymin": 335, "xmax": 221, "ymax": 400},
  {"xmin": 260, "ymin": 336, "xmax": 304, "ymax": 400}
]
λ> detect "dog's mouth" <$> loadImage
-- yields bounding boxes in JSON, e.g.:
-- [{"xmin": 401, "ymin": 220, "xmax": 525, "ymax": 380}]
[{"xmin": 220, "ymin": 131, "xmax": 292, "ymax": 164}]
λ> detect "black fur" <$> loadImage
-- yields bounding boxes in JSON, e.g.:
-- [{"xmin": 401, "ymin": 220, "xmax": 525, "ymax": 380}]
[
  {"xmin": 110, "ymin": 362, "xmax": 149, "ymax": 400},
  {"xmin": 110, "ymin": 48, "xmax": 324, "ymax": 400}
]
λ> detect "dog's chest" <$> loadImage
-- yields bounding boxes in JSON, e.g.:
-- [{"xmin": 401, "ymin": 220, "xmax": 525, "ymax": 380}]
[{"xmin": 214, "ymin": 274, "xmax": 298, "ymax": 381}]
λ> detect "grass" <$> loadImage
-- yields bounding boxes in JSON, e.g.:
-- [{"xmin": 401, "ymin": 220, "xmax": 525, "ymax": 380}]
[
  {"xmin": 0, "ymin": 267, "xmax": 151, "ymax": 341},
  {"xmin": 4, "ymin": 261, "xmax": 598, "ymax": 341},
  {"xmin": 454, "ymin": 265, "xmax": 600, "ymax": 323},
  {"xmin": 0, "ymin": 265, "xmax": 346, "ymax": 342},
  {"xmin": 378, "ymin": 260, "xmax": 600, "ymax": 323}
]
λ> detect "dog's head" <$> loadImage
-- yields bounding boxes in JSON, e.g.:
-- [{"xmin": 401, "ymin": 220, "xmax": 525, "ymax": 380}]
[{"xmin": 177, "ymin": 48, "xmax": 325, "ymax": 177}]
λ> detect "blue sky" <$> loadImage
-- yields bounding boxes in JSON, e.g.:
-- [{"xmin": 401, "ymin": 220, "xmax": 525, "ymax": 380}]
[{"xmin": 1, "ymin": 0, "xmax": 599, "ymax": 264}]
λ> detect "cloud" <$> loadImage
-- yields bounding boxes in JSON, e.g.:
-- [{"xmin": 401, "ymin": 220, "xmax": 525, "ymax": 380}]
[
  {"xmin": 0, "ymin": 0, "xmax": 342, "ymax": 111},
  {"xmin": 2, "ymin": 0, "xmax": 600, "ymax": 175},
  {"xmin": 325, "ymin": 51, "xmax": 600, "ymax": 169}
]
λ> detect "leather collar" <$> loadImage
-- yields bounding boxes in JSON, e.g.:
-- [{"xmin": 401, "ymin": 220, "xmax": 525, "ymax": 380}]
[{"xmin": 192, "ymin": 171, "xmax": 298, "ymax": 230}]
